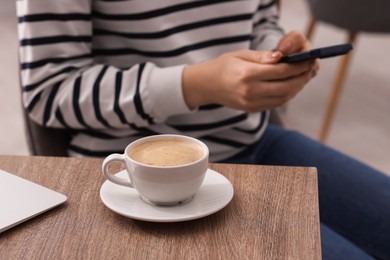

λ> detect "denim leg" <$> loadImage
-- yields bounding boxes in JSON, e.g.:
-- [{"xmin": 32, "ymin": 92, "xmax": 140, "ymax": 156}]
[
  {"xmin": 221, "ymin": 125, "xmax": 390, "ymax": 259},
  {"xmin": 321, "ymin": 223, "xmax": 375, "ymax": 260}
]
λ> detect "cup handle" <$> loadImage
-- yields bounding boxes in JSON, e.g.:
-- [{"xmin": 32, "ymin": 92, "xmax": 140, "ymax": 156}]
[{"xmin": 102, "ymin": 153, "xmax": 133, "ymax": 188}]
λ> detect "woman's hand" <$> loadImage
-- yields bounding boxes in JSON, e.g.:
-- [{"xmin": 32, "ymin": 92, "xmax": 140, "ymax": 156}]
[{"xmin": 183, "ymin": 47, "xmax": 317, "ymax": 112}]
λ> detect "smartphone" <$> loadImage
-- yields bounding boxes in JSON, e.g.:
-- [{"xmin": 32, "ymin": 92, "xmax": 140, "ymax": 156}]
[{"xmin": 279, "ymin": 43, "xmax": 353, "ymax": 63}]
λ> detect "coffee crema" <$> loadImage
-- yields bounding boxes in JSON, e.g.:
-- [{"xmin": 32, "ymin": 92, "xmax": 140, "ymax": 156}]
[{"xmin": 128, "ymin": 138, "xmax": 204, "ymax": 167}]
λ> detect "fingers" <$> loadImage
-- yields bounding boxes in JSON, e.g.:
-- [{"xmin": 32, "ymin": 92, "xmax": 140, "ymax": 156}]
[
  {"xmin": 246, "ymin": 60, "xmax": 316, "ymax": 82},
  {"xmin": 234, "ymin": 67, "xmax": 315, "ymax": 112},
  {"xmin": 313, "ymin": 60, "xmax": 320, "ymax": 77},
  {"xmin": 267, "ymin": 70, "xmax": 312, "ymax": 97},
  {"xmin": 257, "ymin": 71, "xmax": 312, "ymax": 99}
]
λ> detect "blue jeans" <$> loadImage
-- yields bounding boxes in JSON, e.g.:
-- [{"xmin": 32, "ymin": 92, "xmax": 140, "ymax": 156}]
[{"xmin": 220, "ymin": 125, "xmax": 390, "ymax": 260}]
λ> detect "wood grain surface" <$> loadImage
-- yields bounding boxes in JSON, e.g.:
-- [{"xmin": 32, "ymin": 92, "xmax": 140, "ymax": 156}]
[{"xmin": 0, "ymin": 155, "xmax": 321, "ymax": 259}]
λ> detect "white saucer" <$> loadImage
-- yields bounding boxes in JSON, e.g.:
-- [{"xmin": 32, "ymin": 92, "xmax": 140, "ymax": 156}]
[{"xmin": 100, "ymin": 169, "xmax": 234, "ymax": 222}]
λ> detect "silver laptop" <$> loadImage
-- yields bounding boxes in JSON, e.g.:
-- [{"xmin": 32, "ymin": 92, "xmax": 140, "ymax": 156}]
[{"xmin": 0, "ymin": 169, "xmax": 67, "ymax": 233}]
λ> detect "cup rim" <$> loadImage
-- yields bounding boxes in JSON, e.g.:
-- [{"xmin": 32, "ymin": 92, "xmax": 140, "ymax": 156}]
[{"xmin": 125, "ymin": 134, "xmax": 209, "ymax": 168}]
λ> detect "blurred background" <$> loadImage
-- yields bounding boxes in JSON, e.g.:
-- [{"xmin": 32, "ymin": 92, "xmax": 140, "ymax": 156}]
[{"xmin": 1, "ymin": 0, "xmax": 389, "ymax": 174}]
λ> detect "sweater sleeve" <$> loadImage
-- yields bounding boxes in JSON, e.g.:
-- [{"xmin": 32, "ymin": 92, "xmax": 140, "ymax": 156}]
[
  {"xmin": 251, "ymin": 0, "xmax": 285, "ymax": 51},
  {"xmin": 16, "ymin": 0, "xmax": 192, "ymax": 131}
]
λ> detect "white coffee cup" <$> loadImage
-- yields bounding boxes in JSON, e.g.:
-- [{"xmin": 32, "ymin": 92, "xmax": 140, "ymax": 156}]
[{"xmin": 102, "ymin": 134, "xmax": 209, "ymax": 206}]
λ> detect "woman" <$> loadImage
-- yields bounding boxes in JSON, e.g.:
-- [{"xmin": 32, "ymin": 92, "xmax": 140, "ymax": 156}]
[{"xmin": 16, "ymin": 0, "xmax": 389, "ymax": 258}]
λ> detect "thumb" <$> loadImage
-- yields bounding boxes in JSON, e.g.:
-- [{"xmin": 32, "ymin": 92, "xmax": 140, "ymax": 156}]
[{"xmin": 234, "ymin": 49, "xmax": 283, "ymax": 64}]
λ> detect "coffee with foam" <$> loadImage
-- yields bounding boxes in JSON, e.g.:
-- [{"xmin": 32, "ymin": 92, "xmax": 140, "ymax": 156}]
[{"xmin": 128, "ymin": 138, "xmax": 204, "ymax": 167}]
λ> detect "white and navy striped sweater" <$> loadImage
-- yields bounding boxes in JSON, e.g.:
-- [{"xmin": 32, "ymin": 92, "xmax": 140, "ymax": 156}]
[{"xmin": 16, "ymin": 0, "xmax": 284, "ymax": 161}]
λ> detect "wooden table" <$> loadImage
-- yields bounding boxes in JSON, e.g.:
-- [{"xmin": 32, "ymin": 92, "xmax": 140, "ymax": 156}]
[{"xmin": 0, "ymin": 155, "xmax": 321, "ymax": 259}]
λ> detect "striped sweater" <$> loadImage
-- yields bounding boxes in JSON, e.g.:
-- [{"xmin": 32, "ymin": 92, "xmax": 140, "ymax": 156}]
[{"xmin": 16, "ymin": 0, "xmax": 284, "ymax": 161}]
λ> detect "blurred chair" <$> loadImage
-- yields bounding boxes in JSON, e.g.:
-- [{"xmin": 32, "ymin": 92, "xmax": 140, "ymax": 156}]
[
  {"xmin": 23, "ymin": 110, "xmax": 70, "ymax": 156},
  {"xmin": 22, "ymin": 104, "xmax": 70, "ymax": 156},
  {"xmin": 305, "ymin": 0, "xmax": 390, "ymax": 142}
]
